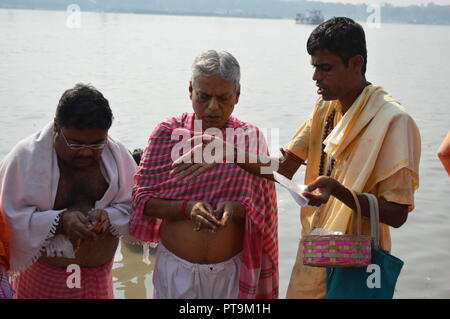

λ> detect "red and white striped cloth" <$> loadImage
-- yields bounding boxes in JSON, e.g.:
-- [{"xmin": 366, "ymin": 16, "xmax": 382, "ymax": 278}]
[
  {"xmin": 0, "ymin": 265, "xmax": 13, "ymax": 299},
  {"xmin": 130, "ymin": 113, "xmax": 278, "ymax": 299},
  {"xmin": 12, "ymin": 260, "xmax": 114, "ymax": 299}
]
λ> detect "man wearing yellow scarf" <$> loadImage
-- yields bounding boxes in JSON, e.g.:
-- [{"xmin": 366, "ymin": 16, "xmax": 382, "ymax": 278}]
[
  {"xmin": 281, "ymin": 17, "xmax": 420, "ymax": 298},
  {"xmin": 171, "ymin": 17, "xmax": 421, "ymax": 299}
]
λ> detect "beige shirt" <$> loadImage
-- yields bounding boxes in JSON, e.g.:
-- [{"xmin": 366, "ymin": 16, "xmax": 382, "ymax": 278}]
[{"xmin": 284, "ymin": 85, "xmax": 421, "ymax": 298}]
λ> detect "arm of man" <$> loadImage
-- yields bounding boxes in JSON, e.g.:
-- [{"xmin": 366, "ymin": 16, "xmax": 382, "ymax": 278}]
[
  {"xmin": 437, "ymin": 130, "xmax": 450, "ymax": 176},
  {"xmin": 172, "ymin": 142, "xmax": 305, "ymax": 182},
  {"xmin": 171, "ymin": 112, "xmax": 312, "ymax": 182},
  {"xmin": 303, "ymin": 176, "xmax": 408, "ymax": 228},
  {"xmin": 234, "ymin": 148, "xmax": 305, "ymax": 181}
]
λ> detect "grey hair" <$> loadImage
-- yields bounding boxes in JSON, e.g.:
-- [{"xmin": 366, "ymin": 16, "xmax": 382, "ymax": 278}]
[{"xmin": 191, "ymin": 50, "xmax": 240, "ymax": 86}]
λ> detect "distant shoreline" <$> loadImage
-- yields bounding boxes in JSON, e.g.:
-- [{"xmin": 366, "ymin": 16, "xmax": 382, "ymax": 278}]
[
  {"xmin": 0, "ymin": 6, "xmax": 449, "ymax": 26},
  {"xmin": 0, "ymin": 6, "xmax": 281, "ymax": 21}
]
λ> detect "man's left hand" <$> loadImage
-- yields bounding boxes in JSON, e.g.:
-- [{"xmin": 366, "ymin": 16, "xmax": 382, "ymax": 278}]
[
  {"xmin": 302, "ymin": 176, "xmax": 338, "ymax": 207},
  {"xmin": 214, "ymin": 201, "xmax": 245, "ymax": 227}
]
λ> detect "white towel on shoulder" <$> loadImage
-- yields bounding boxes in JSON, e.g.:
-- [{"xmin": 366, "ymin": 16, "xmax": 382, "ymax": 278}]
[{"xmin": 0, "ymin": 121, "xmax": 138, "ymax": 274}]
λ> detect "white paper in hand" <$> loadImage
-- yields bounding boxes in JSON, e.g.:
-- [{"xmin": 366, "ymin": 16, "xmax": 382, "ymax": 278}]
[{"xmin": 273, "ymin": 171, "xmax": 309, "ymax": 207}]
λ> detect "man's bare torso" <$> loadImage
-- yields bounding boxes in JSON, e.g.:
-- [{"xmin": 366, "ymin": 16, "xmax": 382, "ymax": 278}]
[
  {"xmin": 39, "ymin": 160, "xmax": 118, "ymax": 268},
  {"xmin": 160, "ymin": 217, "xmax": 244, "ymax": 264}
]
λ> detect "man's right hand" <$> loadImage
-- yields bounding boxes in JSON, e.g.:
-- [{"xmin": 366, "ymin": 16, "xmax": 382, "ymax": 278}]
[
  {"xmin": 61, "ymin": 210, "xmax": 97, "ymax": 241},
  {"xmin": 187, "ymin": 201, "xmax": 220, "ymax": 232}
]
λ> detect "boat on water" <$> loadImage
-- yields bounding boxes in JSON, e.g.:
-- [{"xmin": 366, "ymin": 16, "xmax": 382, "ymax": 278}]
[{"xmin": 295, "ymin": 10, "xmax": 324, "ymax": 25}]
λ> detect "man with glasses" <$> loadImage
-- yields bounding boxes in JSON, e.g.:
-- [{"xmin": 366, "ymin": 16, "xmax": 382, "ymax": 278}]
[{"xmin": 0, "ymin": 83, "xmax": 138, "ymax": 298}]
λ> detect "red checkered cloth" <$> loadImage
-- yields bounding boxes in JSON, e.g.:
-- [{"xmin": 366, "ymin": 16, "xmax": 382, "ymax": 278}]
[
  {"xmin": 130, "ymin": 112, "xmax": 278, "ymax": 299},
  {"xmin": 12, "ymin": 260, "xmax": 114, "ymax": 299},
  {"xmin": 0, "ymin": 265, "xmax": 13, "ymax": 299}
]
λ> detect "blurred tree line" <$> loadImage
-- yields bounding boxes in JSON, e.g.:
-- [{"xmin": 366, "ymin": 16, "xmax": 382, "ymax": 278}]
[{"xmin": 1, "ymin": 0, "xmax": 449, "ymax": 25}]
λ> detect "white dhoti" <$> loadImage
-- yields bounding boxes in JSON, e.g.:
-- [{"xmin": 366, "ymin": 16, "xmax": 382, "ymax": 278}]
[{"xmin": 153, "ymin": 242, "xmax": 241, "ymax": 299}]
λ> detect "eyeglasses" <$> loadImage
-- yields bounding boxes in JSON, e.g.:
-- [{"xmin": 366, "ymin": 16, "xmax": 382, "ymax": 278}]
[{"xmin": 59, "ymin": 130, "xmax": 107, "ymax": 150}]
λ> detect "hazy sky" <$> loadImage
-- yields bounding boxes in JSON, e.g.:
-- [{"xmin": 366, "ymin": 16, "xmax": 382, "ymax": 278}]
[{"xmin": 306, "ymin": 0, "xmax": 450, "ymax": 6}]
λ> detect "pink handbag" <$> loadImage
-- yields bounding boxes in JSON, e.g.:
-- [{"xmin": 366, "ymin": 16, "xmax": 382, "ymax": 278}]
[{"xmin": 302, "ymin": 189, "xmax": 372, "ymax": 268}]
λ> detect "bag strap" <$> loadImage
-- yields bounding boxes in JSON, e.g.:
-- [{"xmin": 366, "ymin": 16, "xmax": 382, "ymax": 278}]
[
  {"xmin": 348, "ymin": 188, "xmax": 362, "ymax": 236},
  {"xmin": 310, "ymin": 188, "xmax": 364, "ymax": 236},
  {"xmin": 363, "ymin": 193, "xmax": 380, "ymax": 250}
]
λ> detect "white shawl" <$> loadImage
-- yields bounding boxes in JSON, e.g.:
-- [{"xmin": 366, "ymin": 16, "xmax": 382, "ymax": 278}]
[{"xmin": 0, "ymin": 121, "xmax": 138, "ymax": 274}]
